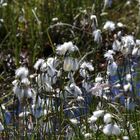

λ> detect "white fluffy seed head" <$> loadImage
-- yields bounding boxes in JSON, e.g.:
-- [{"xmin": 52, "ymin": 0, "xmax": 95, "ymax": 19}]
[
  {"xmin": 34, "ymin": 59, "xmax": 44, "ymax": 70},
  {"xmin": 70, "ymin": 118, "xmax": 78, "ymax": 125},
  {"xmin": 90, "ymin": 15, "xmax": 98, "ymax": 29},
  {"xmin": 84, "ymin": 133, "xmax": 92, "ymax": 138},
  {"xmin": 12, "ymin": 79, "xmax": 18, "ymax": 86},
  {"xmin": 0, "ymin": 122, "xmax": 4, "ymax": 131},
  {"xmin": 76, "ymin": 96, "xmax": 84, "ymax": 102},
  {"xmin": 28, "ymin": 122, "xmax": 33, "ymax": 130},
  {"xmin": 95, "ymin": 77, "xmax": 103, "ymax": 83},
  {"xmin": 103, "ymin": 123, "xmax": 121, "ymax": 136},
  {"xmin": 88, "ymin": 115, "xmax": 97, "ymax": 123},
  {"xmin": 117, "ymin": 22, "xmax": 124, "ymax": 28},
  {"xmin": 1, "ymin": 104, "xmax": 5, "ymax": 110},
  {"xmin": 19, "ymin": 111, "xmax": 30, "ymax": 117},
  {"xmin": 107, "ymin": 61, "xmax": 118, "ymax": 76},
  {"xmin": 21, "ymin": 78, "xmax": 30, "ymax": 86},
  {"xmin": 15, "ymin": 67, "xmax": 29, "ymax": 79},
  {"xmin": 123, "ymin": 83, "xmax": 131, "ymax": 92},
  {"xmin": 103, "ymin": 123, "xmax": 112, "ymax": 136},
  {"xmin": 93, "ymin": 110, "xmax": 104, "ymax": 118},
  {"xmin": 52, "ymin": 17, "xmax": 58, "ymax": 22},
  {"xmin": 112, "ymin": 40, "xmax": 121, "ymax": 51},
  {"xmin": 103, "ymin": 21, "xmax": 115, "ymax": 31},
  {"xmin": 93, "ymin": 29, "xmax": 102, "ymax": 44},
  {"xmin": 95, "ymin": 73, "xmax": 103, "ymax": 83},
  {"xmin": 123, "ymin": 136, "xmax": 129, "ymax": 140},
  {"xmin": 40, "ymin": 62, "xmax": 47, "ymax": 72},
  {"xmin": 112, "ymin": 124, "xmax": 121, "ymax": 136},
  {"xmin": 113, "ymin": 83, "xmax": 121, "ymax": 88},
  {"xmin": 56, "ymin": 41, "xmax": 78, "ymax": 55},
  {"xmin": 104, "ymin": 113, "xmax": 112, "ymax": 124},
  {"xmin": 80, "ymin": 62, "xmax": 94, "ymax": 71},
  {"xmin": 63, "ymin": 57, "xmax": 78, "ymax": 72},
  {"xmin": 132, "ymin": 47, "xmax": 138, "ymax": 56},
  {"xmin": 126, "ymin": 73, "xmax": 132, "ymax": 82}
]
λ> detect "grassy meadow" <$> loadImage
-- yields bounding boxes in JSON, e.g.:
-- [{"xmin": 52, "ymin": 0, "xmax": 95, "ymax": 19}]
[{"xmin": 1, "ymin": 0, "xmax": 140, "ymax": 139}]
